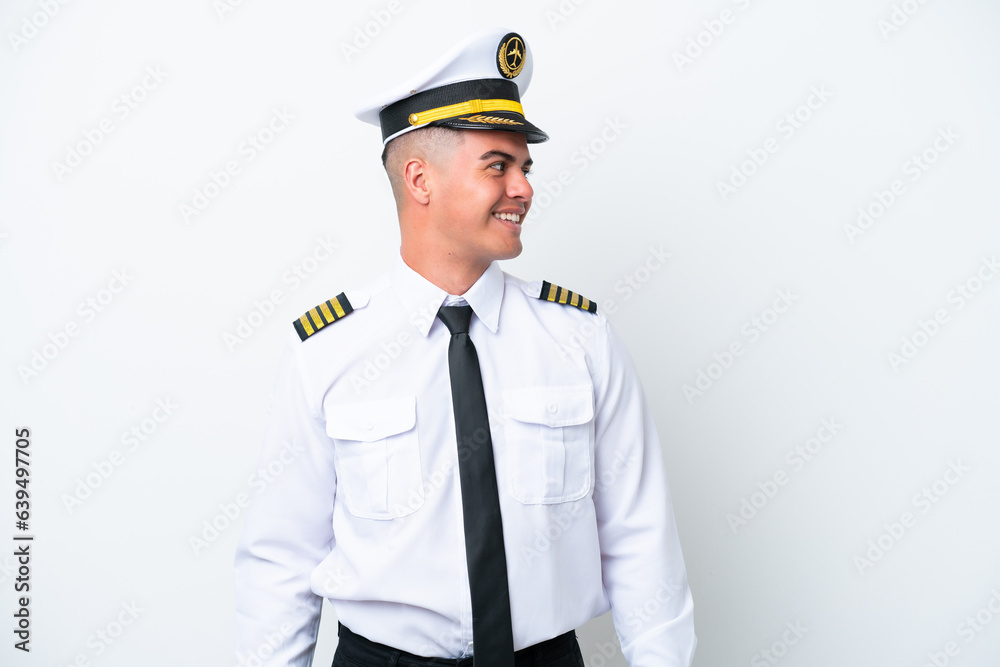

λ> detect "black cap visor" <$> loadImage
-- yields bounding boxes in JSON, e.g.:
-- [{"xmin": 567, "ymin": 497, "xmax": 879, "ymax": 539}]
[{"xmin": 429, "ymin": 110, "xmax": 548, "ymax": 143}]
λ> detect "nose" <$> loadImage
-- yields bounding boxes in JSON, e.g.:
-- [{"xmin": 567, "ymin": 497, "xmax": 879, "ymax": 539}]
[{"xmin": 507, "ymin": 168, "xmax": 533, "ymax": 202}]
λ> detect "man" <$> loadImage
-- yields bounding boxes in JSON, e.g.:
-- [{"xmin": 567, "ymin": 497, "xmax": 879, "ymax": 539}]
[{"xmin": 234, "ymin": 27, "xmax": 695, "ymax": 667}]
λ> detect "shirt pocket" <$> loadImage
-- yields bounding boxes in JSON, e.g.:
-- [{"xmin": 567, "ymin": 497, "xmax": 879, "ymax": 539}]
[
  {"xmin": 325, "ymin": 395, "xmax": 424, "ymax": 520},
  {"xmin": 502, "ymin": 385, "xmax": 594, "ymax": 505}
]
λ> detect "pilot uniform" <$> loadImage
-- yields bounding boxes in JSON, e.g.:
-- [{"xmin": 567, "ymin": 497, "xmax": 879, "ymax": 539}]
[{"xmin": 234, "ymin": 27, "xmax": 695, "ymax": 667}]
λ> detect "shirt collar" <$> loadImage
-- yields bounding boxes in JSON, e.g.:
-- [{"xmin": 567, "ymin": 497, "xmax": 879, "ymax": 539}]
[{"xmin": 389, "ymin": 251, "xmax": 504, "ymax": 337}]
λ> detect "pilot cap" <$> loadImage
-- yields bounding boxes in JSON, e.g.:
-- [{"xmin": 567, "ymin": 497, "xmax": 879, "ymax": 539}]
[{"xmin": 354, "ymin": 27, "xmax": 549, "ymax": 145}]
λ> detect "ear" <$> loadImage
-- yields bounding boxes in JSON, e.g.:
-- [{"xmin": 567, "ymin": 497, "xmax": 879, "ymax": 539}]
[{"xmin": 402, "ymin": 157, "xmax": 431, "ymax": 206}]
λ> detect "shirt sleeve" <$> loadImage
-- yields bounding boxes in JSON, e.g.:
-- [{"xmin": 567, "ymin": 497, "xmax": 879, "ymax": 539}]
[
  {"xmin": 234, "ymin": 332, "xmax": 338, "ymax": 667},
  {"xmin": 591, "ymin": 315, "xmax": 696, "ymax": 667}
]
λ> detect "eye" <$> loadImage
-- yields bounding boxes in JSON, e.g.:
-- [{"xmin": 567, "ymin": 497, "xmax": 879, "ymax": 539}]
[
  {"xmin": 489, "ymin": 161, "xmax": 506, "ymax": 172},
  {"xmin": 522, "ymin": 169, "xmax": 534, "ymax": 178}
]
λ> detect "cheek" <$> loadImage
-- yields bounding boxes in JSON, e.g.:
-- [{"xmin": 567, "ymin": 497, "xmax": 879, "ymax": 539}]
[
  {"xmin": 442, "ymin": 184, "xmax": 487, "ymax": 224},
  {"xmin": 469, "ymin": 179, "xmax": 502, "ymax": 212},
  {"xmin": 439, "ymin": 173, "xmax": 505, "ymax": 221}
]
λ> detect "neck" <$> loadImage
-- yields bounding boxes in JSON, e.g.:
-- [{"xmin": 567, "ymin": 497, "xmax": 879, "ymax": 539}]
[{"xmin": 400, "ymin": 243, "xmax": 489, "ymax": 295}]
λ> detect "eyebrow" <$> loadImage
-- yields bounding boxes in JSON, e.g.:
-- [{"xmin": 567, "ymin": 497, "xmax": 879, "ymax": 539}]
[{"xmin": 478, "ymin": 150, "xmax": 533, "ymax": 169}]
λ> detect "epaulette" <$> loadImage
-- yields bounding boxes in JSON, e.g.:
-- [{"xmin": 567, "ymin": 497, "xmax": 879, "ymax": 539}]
[
  {"xmin": 293, "ymin": 293, "xmax": 354, "ymax": 341},
  {"xmin": 538, "ymin": 280, "xmax": 597, "ymax": 314}
]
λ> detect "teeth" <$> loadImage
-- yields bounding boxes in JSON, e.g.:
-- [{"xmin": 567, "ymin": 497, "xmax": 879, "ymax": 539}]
[{"xmin": 493, "ymin": 212, "xmax": 521, "ymax": 223}]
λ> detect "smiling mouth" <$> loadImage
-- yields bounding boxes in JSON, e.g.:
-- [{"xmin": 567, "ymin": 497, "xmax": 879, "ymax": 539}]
[{"xmin": 492, "ymin": 212, "xmax": 521, "ymax": 223}]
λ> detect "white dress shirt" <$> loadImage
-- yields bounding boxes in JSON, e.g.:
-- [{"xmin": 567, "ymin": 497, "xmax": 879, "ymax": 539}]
[{"xmin": 234, "ymin": 252, "xmax": 695, "ymax": 666}]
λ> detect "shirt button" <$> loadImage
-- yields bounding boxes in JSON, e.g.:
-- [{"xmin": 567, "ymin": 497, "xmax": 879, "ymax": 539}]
[
  {"xmin": 365, "ymin": 420, "xmax": 375, "ymax": 430},
  {"xmin": 547, "ymin": 402, "xmax": 558, "ymax": 414}
]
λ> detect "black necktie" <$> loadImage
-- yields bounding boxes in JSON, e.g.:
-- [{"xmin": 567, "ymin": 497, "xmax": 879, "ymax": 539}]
[{"xmin": 437, "ymin": 305, "xmax": 515, "ymax": 667}]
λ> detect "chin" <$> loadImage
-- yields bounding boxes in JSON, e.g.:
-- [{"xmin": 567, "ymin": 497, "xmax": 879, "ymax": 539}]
[{"xmin": 500, "ymin": 242, "xmax": 523, "ymax": 260}]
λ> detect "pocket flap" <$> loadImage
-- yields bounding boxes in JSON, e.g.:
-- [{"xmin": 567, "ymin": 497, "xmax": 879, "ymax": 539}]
[
  {"xmin": 503, "ymin": 385, "xmax": 594, "ymax": 427},
  {"xmin": 325, "ymin": 396, "xmax": 416, "ymax": 442}
]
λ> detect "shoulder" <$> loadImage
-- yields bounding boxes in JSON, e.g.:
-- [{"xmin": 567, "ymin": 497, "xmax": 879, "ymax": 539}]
[
  {"xmin": 503, "ymin": 271, "xmax": 613, "ymax": 381},
  {"xmin": 503, "ymin": 271, "xmax": 609, "ymax": 361},
  {"xmin": 505, "ymin": 272, "xmax": 599, "ymax": 315},
  {"xmin": 290, "ymin": 273, "xmax": 391, "ymax": 343}
]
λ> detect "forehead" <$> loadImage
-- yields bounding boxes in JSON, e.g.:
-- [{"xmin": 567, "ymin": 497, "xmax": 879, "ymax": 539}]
[{"xmin": 456, "ymin": 130, "xmax": 531, "ymax": 160}]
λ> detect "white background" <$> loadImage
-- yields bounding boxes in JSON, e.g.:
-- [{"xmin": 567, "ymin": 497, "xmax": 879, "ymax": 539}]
[{"xmin": 2, "ymin": 0, "xmax": 999, "ymax": 665}]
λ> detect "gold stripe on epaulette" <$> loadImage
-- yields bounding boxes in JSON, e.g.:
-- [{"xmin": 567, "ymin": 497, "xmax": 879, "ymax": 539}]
[
  {"xmin": 538, "ymin": 280, "xmax": 597, "ymax": 314},
  {"xmin": 319, "ymin": 301, "xmax": 335, "ymax": 323},
  {"xmin": 293, "ymin": 293, "xmax": 355, "ymax": 341}
]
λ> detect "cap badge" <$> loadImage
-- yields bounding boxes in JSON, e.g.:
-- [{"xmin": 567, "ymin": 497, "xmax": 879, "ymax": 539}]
[{"xmin": 497, "ymin": 33, "xmax": 526, "ymax": 79}]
